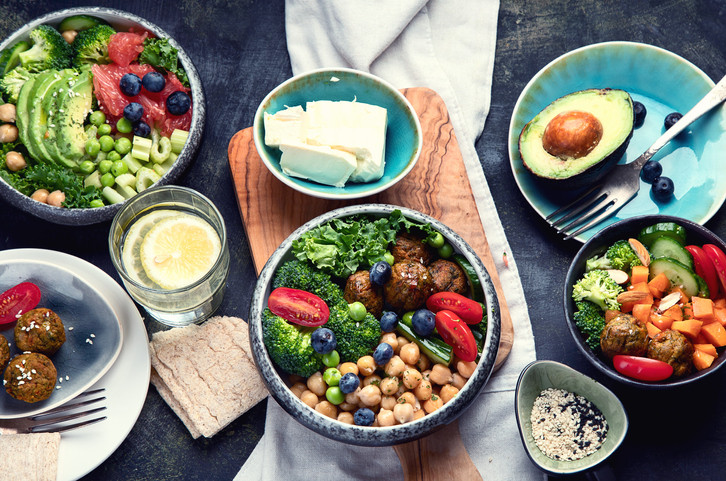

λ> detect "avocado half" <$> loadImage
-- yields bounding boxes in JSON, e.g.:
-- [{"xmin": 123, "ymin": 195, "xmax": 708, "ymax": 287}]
[{"xmin": 519, "ymin": 88, "xmax": 634, "ymax": 188}]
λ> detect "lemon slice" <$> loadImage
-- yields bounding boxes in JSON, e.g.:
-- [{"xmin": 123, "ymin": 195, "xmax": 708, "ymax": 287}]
[
  {"xmin": 121, "ymin": 209, "xmax": 179, "ymax": 287},
  {"xmin": 139, "ymin": 212, "xmax": 221, "ymax": 290}
]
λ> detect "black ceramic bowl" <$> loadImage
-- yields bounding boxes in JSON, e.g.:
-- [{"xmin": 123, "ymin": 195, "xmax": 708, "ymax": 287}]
[
  {"xmin": 248, "ymin": 204, "xmax": 501, "ymax": 446},
  {"xmin": 564, "ymin": 215, "xmax": 726, "ymax": 388},
  {"xmin": 0, "ymin": 7, "xmax": 205, "ymax": 225}
]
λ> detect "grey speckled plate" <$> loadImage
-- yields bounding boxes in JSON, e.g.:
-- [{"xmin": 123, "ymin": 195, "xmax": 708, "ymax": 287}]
[
  {"xmin": 0, "ymin": 253, "xmax": 123, "ymax": 419},
  {"xmin": 0, "ymin": 7, "xmax": 206, "ymax": 225}
]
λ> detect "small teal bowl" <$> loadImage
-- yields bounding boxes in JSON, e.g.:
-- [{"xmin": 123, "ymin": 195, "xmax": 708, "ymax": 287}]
[{"xmin": 252, "ymin": 68, "xmax": 422, "ymax": 199}]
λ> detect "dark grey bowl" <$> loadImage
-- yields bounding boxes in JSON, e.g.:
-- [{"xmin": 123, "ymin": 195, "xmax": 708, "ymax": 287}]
[
  {"xmin": 564, "ymin": 215, "xmax": 726, "ymax": 388},
  {"xmin": 248, "ymin": 204, "xmax": 501, "ymax": 446},
  {"xmin": 0, "ymin": 7, "xmax": 205, "ymax": 225}
]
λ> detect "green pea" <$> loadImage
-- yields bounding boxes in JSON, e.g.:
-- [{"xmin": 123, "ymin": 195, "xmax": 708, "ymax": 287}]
[
  {"xmin": 437, "ymin": 242, "xmax": 454, "ymax": 259},
  {"xmin": 116, "ymin": 117, "xmax": 133, "ymax": 134},
  {"xmin": 402, "ymin": 311, "xmax": 415, "ymax": 324},
  {"xmin": 325, "ymin": 386, "xmax": 345, "ymax": 405},
  {"xmin": 323, "ymin": 368, "xmax": 342, "ymax": 387},
  {"xmin": 115, "ymin": 136, "xmax": 132, "ymax": 155},
  {"xmin": 89, "ymin": 110, "xmax": 106, "ymax": 126},
  {"xmin": 97, "ymin": 123, "xmax": 112, "ymax": 136},
  {"xmin": 85, "ymin": 139, "xmax": 101, "ymax": 157},
  {"xmin": 322, "ymin": 350, "xmax": 340, "ymax": 368},
  {"xmin": 99, "ymin": 135, "xmax": 115, "ymax": 152},
  {"xmin": 348, "ymin": 301, "xmax": 367, "ymax": 321},
  {"xmin": 98, "ymin": 160, "xmax": 113, "ymax": 174},
  {"xmin": 100, "ymin": 172, "xmax": 115, "ymax": 187},
  {"xmin": 384, "ymin": 252, "xmax": 395, "ymax": 265},
  {"xmin": 427, "ymin": 232, "xmax": 445, "ymax": 249},
  {"xmin": 78, "ymin": 160, "xmax": 95, "ymax": 175},
  {"xmin": 111, "ymin": 160, "xmax": 128, "ymax": 177},
  {"xmin": 106, "ymin": 151, "xmax": 121, "ymax": 162},
  {"xmin": 89, "ymin": 199, "xmax": 105, "ymax": 208}
]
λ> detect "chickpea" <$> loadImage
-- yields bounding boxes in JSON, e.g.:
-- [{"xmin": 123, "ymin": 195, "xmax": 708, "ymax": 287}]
[
  {"xmin": 423, "ymin": 394, "xmax": 444, "ymax": 413},
  {"xmin": 0, "ymin": 124, "xmax": 17, "ymax": 143},
  {"xmin": 421, "ymin": 369, "xmax": 431, "ymax": 381},
  {"xmin": 397, "ymin": 391, "xmax": 416, "ymax": 407},
  {"xmin": 451, "ymin": 373, "xmax": 467, "ymax": 390},
  {"xmin": 0, "ymin": 103, "xmax": 16, "ymax": 123},
  {"xmin": 46, "ymin": 190, "xmax": 65, "ymax": 207},
  {"xmin": 402, "ymin": 369, "xmax": 422, "ymax": 389},
  {"xmin": 363, "ymin": 374, "xmax": 381, "ymax": 387},
  {"xmin": 413, "ymin": 379, "xmax": 433, "ymax": 401},
  {"xmin": 31, "ymin": 188, "xmax": 50, "ymax": 204},
  {"xmin": 62, "ymin": 30, "xmax": 78, "ymax": 43},
  {"xmin": 380, "ymin": 395, "xmax": 397, "ymax": 411},
  {"xmin": 413, "ymin": 408, "xmax": 426, "ymax": 421},
  {"xmin": 379, "ymin": 376, "xmax": 400, "ymax": 396},
  {"xmin": 393, "ymin": 402, "xmax": 415, "ymax": 424},
  {"xmin": 338, "ymin": 412, "xmax": 354, "ymax": 424},
  {"xmin": 380, "ymin": 332, "xmax": 398, "ymax": 351},
  {"xmin": 357, "ymin": 355, "xmax": 376, "ymax": 376},
  {"xmin": 315, "ymin": 400, "xmax": 338, "ymax": 419},
  {"xmin": 456, "ymin": 360, "xmax": 477, "ymax": 379},
  {"xmin": 377, "ymin": 408, "xmax": 395, "ymax": 427},
  {"xmin": 345, "ymin": 387, "xmax": 361, "ymax": 405},
  {"xmin": 5, "ymin": 151, "xmax": 25, "ymax": 172},
  {"xmin": 358, "ymin": 384, "xmax": 382, "ymax": 407},
  {"xmin": 399, "ymin": 342, "xmax": 420, "ymax": 366},
  {"xmin": 440, "ymin": 384, "xmax": 460, "ymax": 404},
  {"xmin": 416, "ymin": 354, "xmax": 430, "ymax": 372},
  {"xmin": 307, "ymin": 371, "xmax": 327, "ymax": 396},
  {"xmin": 300, "ymin": 390, "xmax": 319, "ymax": 408},
  {"xmin": 290, "ymin": 382, "xmax": 307, "ymax": 398},
  {"xmin": 396, "ymin": 336, "xmax": 409, "ymax": 350},
  {"xmin": 384, "ymin": 355, "xmax": 406, "ymax": 377},
  {"xmin": 339, "ymin": 362, "xmax": 359, "ymax": 376},
  {"xmin": 429, "ymin": 364, "xmax": 453, "ymax": 385},
  {"xmin": 339, "ymin": 402, "xmax": 357, "ymax": 412}
]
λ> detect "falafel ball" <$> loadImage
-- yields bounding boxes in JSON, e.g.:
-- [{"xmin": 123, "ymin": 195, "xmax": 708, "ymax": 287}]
[
  {"xmin": 0, "ymin": 333, "xmax": 9, "ymax": 371},
  {"xmin": 428, "ymin": 259, "xmax": 468, "ymax": 295},
  {"xmin": 383, "ymin": 261, "xmax": 434, "ymax": 311},
  {"xmin": 647, "ymin": 329, "xmax": 694, "ymax": 377},
  {"xmin": 15, "ymin": 307, "xmax": 66, "ymax": 356},
  {"xmin": 4, "ymin": 352, "xmax": 57, "ymax": 403},
  {"xmin": 344, "ymin": 270, "xmax": 384, "ymax": 318},
  {"xmin": 600, "ymin": 313, "xmax": 648, "ymax": 358},
  {"xmin": 391, "ymin": 232, "xmax": 435, "ymax": 266}
]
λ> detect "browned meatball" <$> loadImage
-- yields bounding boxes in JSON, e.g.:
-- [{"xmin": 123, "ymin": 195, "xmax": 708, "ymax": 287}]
[
  {"xmin": 15, "ymin": 308, "xmax": 66, "ymax": 356},
  {"xmin": 647, "ymin": 329, "xmax": 694, "ymax": 377},
  {"xmin": 344, "ymin": 270, "xmax": 384, "ymax": 318},
  {"xmin": 391, "ymin": 233, "xmax": 435, "ymax": 266},
  {"xmin": 383, "ymin": 261, "xmax": 434, "ymax": 311},
  {"xmin": 600, "ymin": 313, "xmax": 648, "ymax": 358},
  {"xmin": 4, "ymin": 352, "xmax": 57, "ymax": 403},
  {"xmin": 428, "ymin": 259, "xmax": 468, "ymax": 295},
  {"xmin": 0, "ymin": 333, "xmax": 9, "ymax": 371}
]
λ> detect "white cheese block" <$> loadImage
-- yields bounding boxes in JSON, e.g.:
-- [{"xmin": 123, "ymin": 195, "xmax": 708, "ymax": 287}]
[
  {"xmin": 263, "ymin": 105, "xmax": 305, "ymax": 147},
  {"xmin": 279, "ymin": 142, "xmax": 357, "ymax": 187}
]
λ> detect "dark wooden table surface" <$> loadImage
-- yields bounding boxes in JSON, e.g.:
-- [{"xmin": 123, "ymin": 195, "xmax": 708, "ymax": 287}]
[{"xmin": 1, "ymin": 1, "xmax": 725, "ymax": 480}]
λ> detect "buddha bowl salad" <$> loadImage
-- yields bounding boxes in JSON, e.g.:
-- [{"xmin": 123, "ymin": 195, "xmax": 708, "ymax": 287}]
[
  {"xmin": 263, "ymin": 210, "xmax": 489, "ymax": 427},
  {"xmin": 0, "ymin": 14, "xmax": 192, "ymax": 208}
]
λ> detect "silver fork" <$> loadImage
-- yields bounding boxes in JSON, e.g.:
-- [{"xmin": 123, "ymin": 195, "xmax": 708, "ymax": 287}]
[
  {"xmin": 547, "ymin": 73, "xmax": 726, "ymax": 241},
  {"xmin": 0, "ymin": 388, "xmax": 107, "ymax": 434}
]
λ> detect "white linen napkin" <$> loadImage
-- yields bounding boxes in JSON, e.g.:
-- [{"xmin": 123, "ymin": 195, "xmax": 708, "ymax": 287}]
[{"xmin": 237, "ymin": 1, "xmax": 541, "ymax": 479}]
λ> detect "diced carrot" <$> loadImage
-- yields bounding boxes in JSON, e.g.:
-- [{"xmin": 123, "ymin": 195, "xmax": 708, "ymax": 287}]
[
  {"xmin": 650, "ymin": 313, "xmax": 674, "ymax": 331},
  {"xmin": 632, "ymin": 303, "xmax": 653, "ymax": 324},
  {"xmin": 694, "ymin": 343, "xmax": 718, "ymax": 357},
  {"xmin": 669, "ymin": 286, "xmax": 690, "ymax": 300},
  {"xmin": 715, "ymin": 307, "xmax": 726, "ymax": 327},
  {"xmin": 694, "ymin": 332, "xmax": 710, "ymax": 344},
  {"xmin": 701, "ymin": 322, "xmax": 726, "ymax": 347},
  {"xmin": 631, "ymin": 265, "xmax": 650, "ymax": 286},
  {"xmin": 693, "ymin": 350, "xmax": 716, "ymax": 371},
  {"xmin": 604, "ymin": 309, "xmax": 620, "ymax": 322},
  {"xmin": 662, "ymin": 305, "xmax": 683, "ymax": 323},
  {"xmin": 683, "ymin": 303, "xmax": 694, "ymax": 320},
  {"xmin": 646, "ymin": 322, "xmax": 662, "ymax": 338},
  {"xmin": 621, "ymin": 282, "xmax": 654, "ymax": 312},
  {"xmin": 714, "ymin": 297, "xmax": 726, "ymax": 309},
  {"xmin": 648, "ymin": 272, "xmax": 670, "ymax": 298},
  {"xmin": 692, "ymin": 296, "xmax": 715, "ymax": 322},
  {"xmin": 671, "ymin": 319, "xmax": 703, "ymax": 340}
]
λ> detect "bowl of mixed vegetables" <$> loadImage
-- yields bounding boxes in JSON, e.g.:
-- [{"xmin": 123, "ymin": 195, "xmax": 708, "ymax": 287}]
[
  {"xmin": 0, "ymin": 7, "xmax": 205, "ymax": 225},
  {"xmin": 565, "ymin": 215, "xmax": 726, "ymax": 388},
  {"xmin": 248, "ymin": 204, "xmax": 501, "ymax": 446}
]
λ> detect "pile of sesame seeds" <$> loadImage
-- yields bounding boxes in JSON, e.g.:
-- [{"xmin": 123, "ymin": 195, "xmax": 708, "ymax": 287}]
[{"xmin": 530, "ymin": 388, "xmax": 608, "ymax": 461}]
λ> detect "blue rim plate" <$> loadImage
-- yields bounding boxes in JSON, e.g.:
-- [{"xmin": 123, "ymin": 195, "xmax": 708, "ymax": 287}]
[{"xmin": 508, "ymin": 41, "xmax": 726, "ymax": 242}]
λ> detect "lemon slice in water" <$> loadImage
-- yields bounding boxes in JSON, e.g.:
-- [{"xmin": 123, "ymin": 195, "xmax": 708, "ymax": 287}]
[
  {"xmin": 139, "ymin": 212, "xmax": 221, "ymax": 290},
  {"xmin": 121, "ymin": 209, "xmax": 179, "ymax": 287}
]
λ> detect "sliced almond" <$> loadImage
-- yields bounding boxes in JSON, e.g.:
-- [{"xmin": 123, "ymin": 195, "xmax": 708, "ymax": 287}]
[
  {"xmin": 606, "ymin": 269, "xmax": 629, "ymax": 285},
  {"xmin": 657, "ymin": 291, "xmax": 682, "ymax": 312},
  {"xmin": 617, "ymin": 290, "xmax": 649, "ymax": 303},
  {"xmin": 628, "ymin": 238, "xmax": 651, "ymax": 267}
]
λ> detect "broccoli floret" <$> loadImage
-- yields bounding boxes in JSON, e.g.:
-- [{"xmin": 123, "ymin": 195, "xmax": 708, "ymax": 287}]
[
  {"xmin": 585, "ymin": 239, "xmax": 643, "ymax": 272},
  {"xmin": 273, "ymin": 259, "xmax": 346, "ymax": 306},
  {"xmin": 572, "ymin": 269, "xmax": 624, "ymax": 312},
  {"xmin": 261, "ymin": 309, "xmax": 324, "ymax": 377},
  {"xmin": 573, "ymin": 301, "xmax": 607, "ymax": 351},
  {"xmin": 18, "ymin": 25, "xmax": 73, "ymax": 72},
  {"xmin": 325, "ymin": 303, "xmax": 382, "ymax": 363},
  {"xmin": 0, "ymin": 67, "xmax": 33, "ymax": 103},
  {"xmin": 72, "ymin": 24, "xmax": 115, "ymax": 68}
]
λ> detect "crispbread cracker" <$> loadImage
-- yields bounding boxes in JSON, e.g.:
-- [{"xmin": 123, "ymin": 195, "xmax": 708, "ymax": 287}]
[
  {"xmin": 149, "ymin": 315, "xmax": 268, "ymax": 439},
  {"xmin": 0, "ymin": 432, "xmax": 60, "ymax": 481}
]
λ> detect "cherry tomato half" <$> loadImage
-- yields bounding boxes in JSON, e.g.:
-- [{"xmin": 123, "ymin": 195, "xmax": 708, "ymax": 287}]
[
  {"xmin": 0, "ymin": 282, "xmax": 41, "ymax": 326},
  {"xmin": 703, "ymin": 244, "xmax": 726, "ymax": 296},
  {"xmin": 685, "ymin": 245, "xmax": 719, "ymax": 299},
  {"xmin": 612, "ymin": 355, "xmax": 673, "ymax": 381},
  {"xmin": 434, "ymin": 310, "xmax": 477, "ymax": 362},
  {"xmin": 268, "ymin": 287, "xmax": 330, "ymax": 327},
  {"xmin": 426, "ymin": 291, "xmax": 483, "ymax": 325}
]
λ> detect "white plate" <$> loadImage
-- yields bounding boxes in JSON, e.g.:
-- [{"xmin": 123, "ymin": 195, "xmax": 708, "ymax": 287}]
[{"xmin": 0, "ymin": 249, "xmax": 150, "ymax": 481}]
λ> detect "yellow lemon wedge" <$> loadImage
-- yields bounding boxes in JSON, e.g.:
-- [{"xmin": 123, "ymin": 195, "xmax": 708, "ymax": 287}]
[
  {"xmin": 139, "ymin": 212, "xmax": 221, "ymax": 290},
  {"xmin": 121, "ymin": 209, "xmax": 180, "ymax": 287}
]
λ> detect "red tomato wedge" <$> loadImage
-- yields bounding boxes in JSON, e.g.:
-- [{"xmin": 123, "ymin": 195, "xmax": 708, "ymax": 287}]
[
  {"xmin": 685, "ymin": 245, "xmax": 720, "ymax": 298},
  {"xmin": 434, "ymin": 310, "xmax": 477, "ymax": 362},
  {"xmin": 0, "ymin": 282, "xmax": 41, "ymax": 326},
  {"xmin": 612, "ymin": 355, "xmax": 673, "ymax": 381},
  {"xmin": 268, "ymin": 287, "xmax": 329, "ymax": 327},
  {"xmin": 426, "ymin": 292, "xmax": 483, "ymax": 325},
  {"xmin": 703, "ymin": 244, "xmax": 726, "ymax": 296}
]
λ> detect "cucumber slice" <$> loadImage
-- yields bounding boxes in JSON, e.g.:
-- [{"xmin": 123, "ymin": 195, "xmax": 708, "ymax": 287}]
[
  {"xmin": 638, "ymin": 222, "xmax": 687, "ymax": 248},
  {"xmin": 452, "ymin": 254, "xmax": 484, "ymax": 302},
  {"xmin": 649, "ymin": 257, "xmax": 699, "ymax": 297},
  {"xmin": 58, "ymin": 15, "xmax": 109, "ymax": 32},
  {"xmin": 650, "ymin": 236, "xmax": 693, "ymax": 269},
  {"xmin": 696, "ymin": 274, "xmax": 710, "ymax": 298}
]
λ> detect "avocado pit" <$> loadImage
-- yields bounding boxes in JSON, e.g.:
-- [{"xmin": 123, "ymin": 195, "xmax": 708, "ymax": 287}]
[{"xmin": 542, "ymin": 110, "xmax": 603, "ymax": 160}]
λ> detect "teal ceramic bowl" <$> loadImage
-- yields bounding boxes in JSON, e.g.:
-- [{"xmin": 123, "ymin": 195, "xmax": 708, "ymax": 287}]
[
  {"xmin": 253, "ymin": 68, "xmax": 422, "ymax": 199},
  {"xmin": 508, "ymin": 41, "xmax": 726, "ymax": 242},
  {"xmin": 515, "ymin": 360, "xmax": 628, "ymax": 476}
]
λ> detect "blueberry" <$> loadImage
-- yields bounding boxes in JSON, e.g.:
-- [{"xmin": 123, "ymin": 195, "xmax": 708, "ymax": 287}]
[
  {"xmin": 354, "ymin": 407, "xmax": 375, "ymax": 426},
  {"xmin": 640, "ymin": 161, "xmax": 662, "ymax": 183},
  {"xmin": 369, "ymin": 260, "xmax": 392, "ymax": 286},
  {"xmin": 633, "ymin": 101, "xmax": 647, "ymax": 128},
  {"xmin": 373, "ymin": 342, "xmax": 394, "ymax": 366},
  {"xmin": 379, "ymin": 311, "xmax": 399, "ymax": 332},
  {"xmin": 142, "ymin": 71, "xmax": 166, "ymax": 93},
  {"xmin": 133, "ymin": 120, "xmax": 151, "ymax": 137},
  {"xmin": 664, "ymin": 112, "xmax": 683, "ymax": 130},
  {"xmin": 166, "ymin": 91, "xmax": 191, "ymax": 115},
  {"xmin": 311, "ymin": 327, "xmax": 337, "ymax": 354},
  {"xmin": 338, "ymin": 372, "xmax": 360, "ymax": 394},
  {"xmin": 123, "ymin": 102, "xmax": 144, "ymax": 123},
  {"xmin": 652, "ymin": 176, "xmax": 675, "ymax": 202},
  {"xmin": 411, "ymin": 309, "xmax": 436, "ymax": 337},
  {"xmin": 119, "ymin": 73, "xmax": 141, "ymax": 96}
]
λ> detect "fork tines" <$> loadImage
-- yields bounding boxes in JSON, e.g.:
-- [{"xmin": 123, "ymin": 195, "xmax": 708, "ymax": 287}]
[
  {"xmin": 29, "ymin": 388, "xmax": 107, "ymax": 434},
  {"xmin": 546, "ymin": 184, "xmax": 620, "ymax": 241}
]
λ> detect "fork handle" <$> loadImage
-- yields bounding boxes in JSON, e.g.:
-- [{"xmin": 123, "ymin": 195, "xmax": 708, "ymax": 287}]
[{"xmin": 634, "ymin": 72, "xmax": 726, "ymax": 168}]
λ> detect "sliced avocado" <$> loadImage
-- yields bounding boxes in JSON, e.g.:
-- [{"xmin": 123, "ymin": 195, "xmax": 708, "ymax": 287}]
[
  {"xmin": 519, "ymin": 88, "xmax": 634, "ymax": 187},
  {"xmin": 20, "ymin": 71, "xmax": 59, "ymax": 162},
  {"xmin": 41, "ymin": 69, "xmax": 78, "ymax": 164},
  {"xmin": 28, "ymin": 69, "xmax": 74, "ymax": 163},
  {"xmin": 54, "ymin": 70, "xmax": 93, "ymax": 169},
  {"xmin": 15, "ymin": 74, "xmax": 37, "ymax": 154}
]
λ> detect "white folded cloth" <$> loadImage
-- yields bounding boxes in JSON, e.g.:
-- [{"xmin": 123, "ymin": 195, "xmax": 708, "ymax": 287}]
[{"xmin": 237, "ymin": 1, "xmax": 541, "ymax": 479}]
